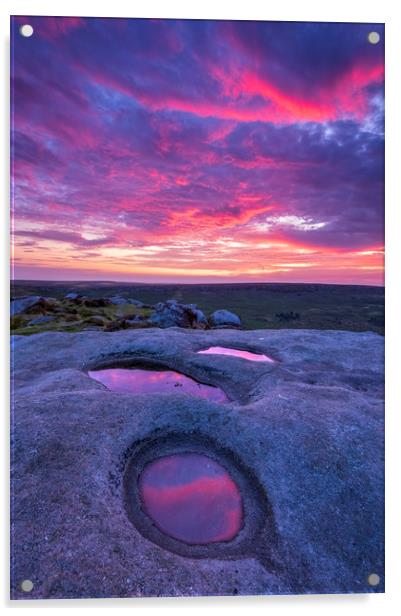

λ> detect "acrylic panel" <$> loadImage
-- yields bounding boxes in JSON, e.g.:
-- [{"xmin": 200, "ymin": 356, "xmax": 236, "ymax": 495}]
[{"xmin": 10, "ymin": 16, "xmax": 384, "ymax": 600}]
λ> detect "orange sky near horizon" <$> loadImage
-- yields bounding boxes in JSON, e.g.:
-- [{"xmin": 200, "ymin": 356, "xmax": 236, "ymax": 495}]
[{"xmin": 12, "ymin": 233, "xmax": 384, "ymax": 285}]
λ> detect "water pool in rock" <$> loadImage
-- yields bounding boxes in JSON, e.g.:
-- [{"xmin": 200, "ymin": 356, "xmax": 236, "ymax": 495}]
[
  {"xmin": 197, "ymin": 346, "xmax": 274, "ymax": 363},
  {"xmin": 88, "ymin": 368, "xmax": 228, "ymax": 402},
  {"xmin": 138, "ymin": 453, "xmax": 243, "ymax": 544}
]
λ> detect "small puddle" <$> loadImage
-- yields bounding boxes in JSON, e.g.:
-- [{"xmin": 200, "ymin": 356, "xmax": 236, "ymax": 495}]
[
  {"xmin": 138, "ymin": 453, "xmax": 243, "ymax": 544},
  {"xmin": 88, "ymin": 368, "xmax": 228, "ymax": 402},
  {"xmin": 197, "ymin": 346, "xmax": 274, "ymax": 363}
]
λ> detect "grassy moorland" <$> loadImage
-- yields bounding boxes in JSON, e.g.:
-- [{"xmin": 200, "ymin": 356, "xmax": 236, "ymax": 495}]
[{"xmin": 11, "ymin": 280, "xmax": 384, "ymax": 335}]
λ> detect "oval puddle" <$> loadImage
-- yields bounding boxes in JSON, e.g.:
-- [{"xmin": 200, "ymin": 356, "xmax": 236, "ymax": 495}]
[
  {"xmin": 138, "ymin": 453, "xmax": 243, "ymax": 544},
  {"xmin": 88, "ymin": 368, "xmax": 228, "ymax": 402},
  {"xmin": 197, "ymin": 346, "xmax": 274, "ymax": 363}
]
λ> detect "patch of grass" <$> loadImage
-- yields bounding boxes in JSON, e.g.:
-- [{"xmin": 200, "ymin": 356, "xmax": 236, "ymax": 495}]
[
  {"xmin": 10, "ymin": 300, "xmax": 156, "ymax": 336},
  {"xmin": 10, "ymin": 315, "xmax": 26, "ymax": 330},
  {"xmin": 14, "ymin": 320, "xmax": 90, "ymax": 336}
]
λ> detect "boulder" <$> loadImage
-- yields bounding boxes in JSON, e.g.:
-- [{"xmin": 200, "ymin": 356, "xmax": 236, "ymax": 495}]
[
  {"xmin": 109, "ymin": 296, "xmax": 128, "ymax": 305},
  {"xmin": 11, "ymin": 296, "xmax": 42, "ymax": 316},
  {"xmin": 148, "ymin": 306, "xmax": 190, "ymax": 328},
  {"xmin": 148, "ymin": 301, "xmax": 207, "ymax": 329},
  {"xmin": 209, "ymin": 309, "xmax": 241, "ymax": 328},
  {"xmin": 64, "ymin": 293, "xmax": 80, "ymax": 301},
  {"xmin": 184, "ymin": 305, "xmax": 208, "ymax": 327},
  {"xmin": 64, "ymin": 294, "xmax": 90, "ymax": 306},
  {"xmin": 28, "ymin": 298, "xmax": 60, "ymax": 314}
]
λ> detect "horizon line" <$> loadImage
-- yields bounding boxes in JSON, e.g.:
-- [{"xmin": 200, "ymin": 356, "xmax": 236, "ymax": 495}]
[{"xmin": 11, "ymin": 278, "xmax": 385, "ymax": 288}]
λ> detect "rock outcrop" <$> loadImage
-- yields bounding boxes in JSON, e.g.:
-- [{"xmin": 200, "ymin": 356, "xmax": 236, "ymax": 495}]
[
  {"xmin": 10, "ymin": 328, "xmax": 384, "ymax": 599},
  {"xmin": 10, "ymin": 294, "xmax": 237, "ymax": 334},
  {"xmin": 11, "ymin": 296, "xmax": 43, "ymax": 316},
  {"xmin": 148, "ymin": 300, "xmax": 208, "ymax": 329}
]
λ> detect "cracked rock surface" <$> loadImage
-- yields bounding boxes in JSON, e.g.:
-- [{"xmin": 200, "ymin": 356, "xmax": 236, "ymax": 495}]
[{"xmin": 11, "ymin": 328, "xmax": 384, "ymax": 598}]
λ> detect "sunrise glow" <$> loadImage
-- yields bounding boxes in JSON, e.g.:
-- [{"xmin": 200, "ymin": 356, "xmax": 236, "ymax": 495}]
[{"xmin": 11, "ymin": 18, "xmax": 384, "ymax": 284}]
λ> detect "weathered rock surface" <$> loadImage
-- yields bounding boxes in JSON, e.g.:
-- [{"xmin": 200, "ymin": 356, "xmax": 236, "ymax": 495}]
[
  {"xmin": 10, "ymin": 328, "xmax": 384, "ymax": 599},
  {"xmin": 209, "ymin": 309, "xmax": 241, "ymax": 328}
]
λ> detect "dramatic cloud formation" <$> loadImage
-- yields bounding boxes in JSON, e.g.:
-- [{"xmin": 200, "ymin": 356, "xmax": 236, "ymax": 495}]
[{"xmin": 11, "ymin": 17, "xmax": 384, "ymax": 284}]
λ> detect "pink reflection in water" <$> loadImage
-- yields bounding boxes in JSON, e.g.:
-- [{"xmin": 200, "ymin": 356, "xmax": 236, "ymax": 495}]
[
  {"xmin": 198, "ymin": 346, "xmax": 274, "ymax": 363},
  {"xmin": 138, "ymin": 453, "xmax": 243, "ymax": 544},
  {"xmin": 88, "ymin": 368, "xmax": 228, "ymax": 402}
]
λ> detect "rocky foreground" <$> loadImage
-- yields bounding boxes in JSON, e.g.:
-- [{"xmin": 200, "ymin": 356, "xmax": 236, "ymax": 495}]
[
  {"xmin": 11, "ymin": 328, "xmax": 384, "ymax": 598},
  {"xmin": 10, "ymin": 293, "xmax": 241, "ymax": 335}
]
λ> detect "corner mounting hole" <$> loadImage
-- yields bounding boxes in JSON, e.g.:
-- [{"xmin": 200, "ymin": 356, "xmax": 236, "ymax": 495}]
[
  {"xmin": 368, "ymin": 31, "xmax": 380, "ymax": 45},
  {"xmin": 20, "ymin": 24, "xmax": 34, "ymax": 38},
  {"xmin": 21, "ymin": 579, "xmax": 33, "ymax": 592},
  {"xmin": 367, "ymin": 573, "xmax": 380, "ymax": 586}
]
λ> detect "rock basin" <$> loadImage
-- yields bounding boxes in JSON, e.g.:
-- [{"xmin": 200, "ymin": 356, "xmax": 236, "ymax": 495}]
[
  {"xmin": 137, "ymin": 452, "xmax": 243, "ymax": 544},
  {"xmin": 88, "ymin": 367, "xmax": 228, "ymax": 403}
]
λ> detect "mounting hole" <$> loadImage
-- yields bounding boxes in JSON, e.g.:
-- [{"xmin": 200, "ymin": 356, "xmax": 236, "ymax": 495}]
[
  {"xmin": 19, "ymin": 24, "xmax": 34, "ymax": 38},
  {"xmin": 367, "ymin": 573, "xmax": 380, "ymax": 586},
  {"xmin": 368, "ymin": 31, "xmax": 380, "ymax": 45},
  {"xmin": 21, "ymin": 579, "xmax": 33, "ymax": 592}
]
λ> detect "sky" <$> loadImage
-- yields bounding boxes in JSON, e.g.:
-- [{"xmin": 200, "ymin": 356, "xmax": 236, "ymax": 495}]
[{"xmin": 11, "ymin": 17, "xmax": 384, "ymax": 284}]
